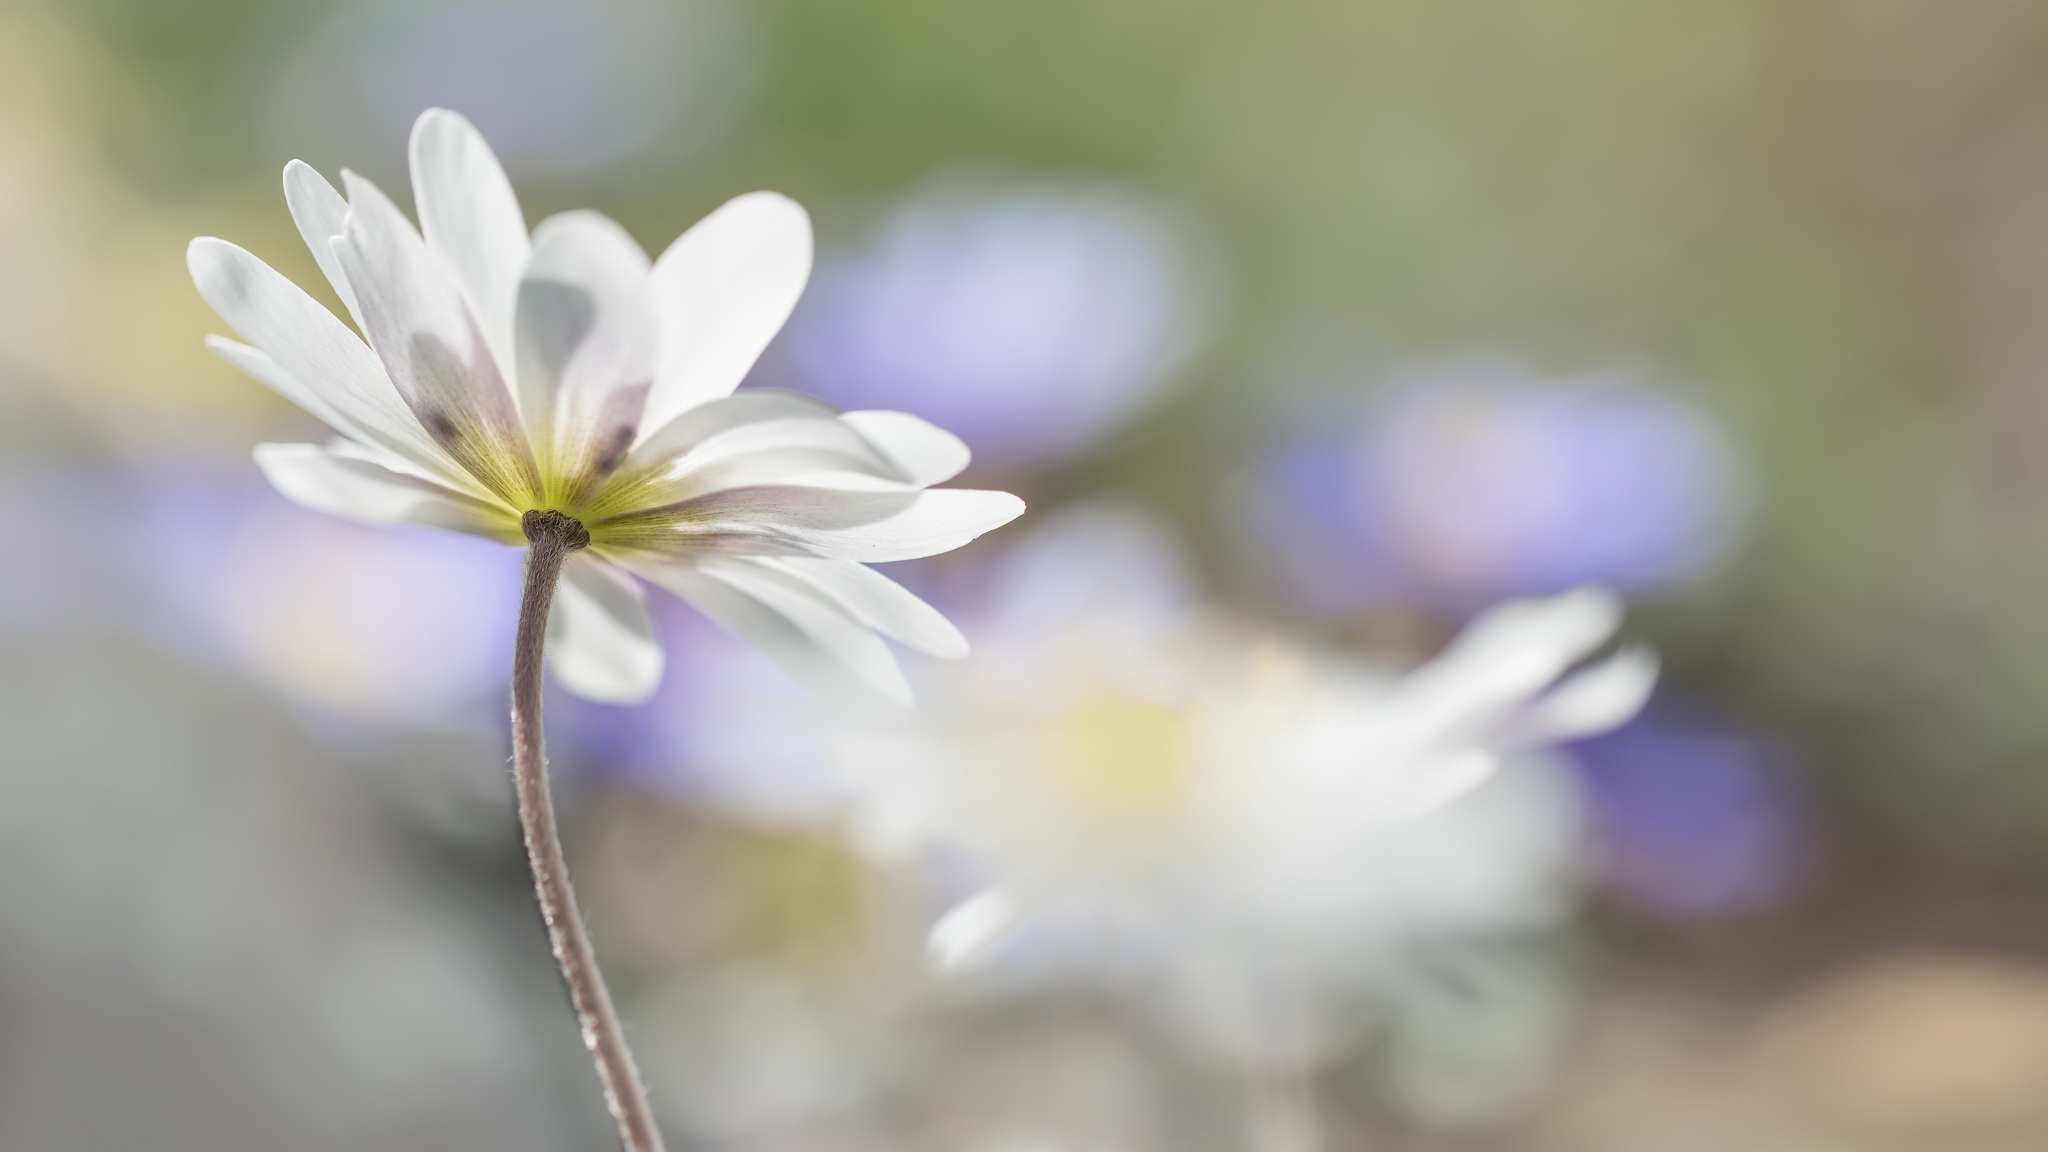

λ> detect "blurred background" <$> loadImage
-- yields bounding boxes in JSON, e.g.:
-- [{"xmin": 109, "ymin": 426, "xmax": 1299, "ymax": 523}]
[{"xmin": 7, "ymin": 0, "xmax": 2048, "ymax": 1148}]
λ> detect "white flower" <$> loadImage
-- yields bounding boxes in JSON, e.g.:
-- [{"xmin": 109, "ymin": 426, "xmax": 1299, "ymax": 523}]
[
  {"xmin": 820, "ymin": 512, "xmax": 1656, "ymax": 979},
  {"xmin": 187, "ymin": 108, "xmax": 1023, "ymax": 706}
]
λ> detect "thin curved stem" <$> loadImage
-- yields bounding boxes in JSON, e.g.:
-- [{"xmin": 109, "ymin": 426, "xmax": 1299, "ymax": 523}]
[{"xmin": 512, "ymin": 509, "xmax": 666, "ymax": 1152}]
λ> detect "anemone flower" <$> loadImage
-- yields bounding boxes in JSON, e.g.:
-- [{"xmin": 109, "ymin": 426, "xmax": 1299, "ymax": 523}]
[
  {"xmin": 817, "ymin": 509, "xmax": 1655, "ymax": 1130},
  {"xmin": 837, "ymin": 535, "xmax": 1655, "ymax": 978},
  {"xmin": 187, "ymin": 108, "xmax": 1022, "ymax": 1152}
]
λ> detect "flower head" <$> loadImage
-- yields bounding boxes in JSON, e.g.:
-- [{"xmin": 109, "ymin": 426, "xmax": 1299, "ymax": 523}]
[
  {"xmin": 188, "ymin": 109, "xmax": 1023, "ymax": 705},
  {"xmin": 820, "ymin": 510, "xmax": 1657, "ymax": 974}
]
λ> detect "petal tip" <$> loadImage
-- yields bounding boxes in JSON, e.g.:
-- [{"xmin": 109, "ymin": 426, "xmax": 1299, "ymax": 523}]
[
  {"xmin": 733, "ymin": 188, "xmax": 810, "ymax": 221},
  {"xmin": 927, "ymin": 890, "xmax": 1019, "ymax": 972},
  {"xmin": 553, "ymin": 672, "xmax": 664, "ymax": 707},
  {"xmin": 992, "ymin": 491, "xmax": 1027, "ymax": 525},
  {"xmin": 411, "ymin": 106, "xmax": 476, "ymax": 139}
]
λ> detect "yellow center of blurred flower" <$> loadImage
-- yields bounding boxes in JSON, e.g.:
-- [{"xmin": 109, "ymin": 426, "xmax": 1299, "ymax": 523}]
[{"xmin": 1035, "ymin": 694, "xmax": 1193, "ymax": 842}]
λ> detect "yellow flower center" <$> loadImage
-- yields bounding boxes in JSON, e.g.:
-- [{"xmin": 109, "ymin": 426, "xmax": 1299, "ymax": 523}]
[{"xmin": 1033, "ymin": 693, "xmax": 1193, "ymax": 842}]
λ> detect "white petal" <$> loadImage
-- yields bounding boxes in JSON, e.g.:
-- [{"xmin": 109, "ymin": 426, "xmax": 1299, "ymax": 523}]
[
  {"xmin": 253, "ymin": 441, "xmax": 510, "ymax": 538},
  {"xmin": 625, "ymin": 388, "xmax": 838, "ymax": 471},
  {"xmin": 1385, "ymin": 749, "xmax": 1502, "ymax": 820},
  {"xmin": 1507, "ymin": 646, "xmax": 1659, "ymax": 746},
  {"xmin": 842, "ymin": 410, "xmax": 972, "ymax": 485},
  {"xmin": 189, "ymin": 239, "xmax": 455, "ymax": 483},
  {"xmin": 1402, "ymin": 587, "xmax": 1626, "ymax": 730},
  {"xmin": 619, "ymin": 486, "xmax": 1026, "ymax": 563},
  {"xmin": 547, "ymin": 556, "xmax": 664, "ymax": 704},
  {"xmin": 749, "ymin": 556, "xmax": 968, "ymax": 658},
  {"xmin": 1452, "ymin": 588, "xmax": 1624, "ymax": 679},
  {"xmin": 335, "ymin": 170, "xmax": 536, "ymax": 500},
  {"xmin": 640, "ymin": 192, "xmax": 812, "ymax": 438},
  {"xmin": 283, "ymin": 160, "xmax": 362, "ymax": 328},
  {"xmin": 515, "ymin": 210, "xmax": 655, "ymax": 492},
  {"xmin": 410, "ymin": 108, "xmax": 530, "ymax": 377},
  {"xmin": 207, "ymin": 336, "xmax": 358, "ymax": 452},
  {"xmin": 928, "ymin": 889, "xmax": 1020, "ymax": 972},
  {"xmin": 631, "ymin": 415, "xmax": 902, "ymax": 505},
  {"xmin": 629, "ymin": 557, "xmax": 911, "ymax": 705}
]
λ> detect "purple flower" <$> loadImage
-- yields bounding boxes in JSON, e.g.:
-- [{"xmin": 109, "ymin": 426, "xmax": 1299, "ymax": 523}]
[
  {"xmin": 766, "ymin": 182, "xmax": 1214, "ymax": 474},
  {"xmin": 1242, "ymin": 353, "xmax": 1747, "ymax": 616},
  {"xmin": 1570, "ymin": 706, "xmax": 1804, "ymax": 917},
  {"xmin": 121, "ymin": 463, "xmax": 522, "ymax": 730},
  {"xmin": 268, "ymin": 0, "xmax": 743, "ymax": 180},
  {"xmin": 546, "ymin": 600, "xmax": 829, "ymax": 821}
]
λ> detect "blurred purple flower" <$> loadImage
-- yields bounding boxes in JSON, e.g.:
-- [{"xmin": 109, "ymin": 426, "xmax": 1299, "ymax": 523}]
[
  {"xmin": 120, "ymin": 464, "xmax": 521, "ymax": 730},
  {"xmin": 1241, "ymin": 354, "xmax": 1747, "ymax": 616},
  {"xmin": 1570, "ymin": 706, "xmax": 1804, "ymax": 917},
  {"xmin": 766, "ymin": 182, "xmax": 1214, "ymax": 473},
  {"xmin": 269, "ymin": 0, "xmax": 744, "ymax": 180},
  {"xmin": 546, "ymin": 600, "xmax": 829, "ymax": 821}
]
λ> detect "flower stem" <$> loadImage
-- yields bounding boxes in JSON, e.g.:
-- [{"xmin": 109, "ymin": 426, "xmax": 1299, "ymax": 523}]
[
  {"xmin": 512, "ymin": 509, "xmax": 666, "ymax": 1152},
  {"xmin": 1248, "ymin": 1061, "xmax": 1323, "ymax": 1152}
]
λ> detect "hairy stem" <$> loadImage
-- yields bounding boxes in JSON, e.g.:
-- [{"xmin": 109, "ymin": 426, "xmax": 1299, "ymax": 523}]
[{"xmin": 512, "ymin": 509, "xmax": 666, "ymax": 1152}]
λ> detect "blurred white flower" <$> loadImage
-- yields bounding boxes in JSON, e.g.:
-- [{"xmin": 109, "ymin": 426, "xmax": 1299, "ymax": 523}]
[
  {"xmin": 819, "ymin": 509, "xmax": 1654, "ymax": 1071},
  {"xmin": 188, "ymin": 109, "xmax": 1022, "ymax": 706}
]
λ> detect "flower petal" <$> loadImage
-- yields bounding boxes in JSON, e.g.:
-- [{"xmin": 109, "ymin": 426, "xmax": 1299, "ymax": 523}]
[
  {"xmin": 1506, "ymin": 645, "xmax": 1659, "ymax": 746},
  {"xmin": 928, "ymin": 889, "xmax": 1021, "ymax": 971},
  {"xmin": 515, "ymin": 210, "xmax": 655, "ymax": 502},
  {"xmin": 599, "ymin": 415, "xmax": 901, "ymax": 514},
  {"xmin": 335, "ymin": 170, "xmax": 537, "ymax": 502},
  {"xmin": 409, "ymin": 108, "xmax": 530, "ymax": 378},
  {"xmin": 283, "ymin": 160, "xmax": 362, "ymax": 328},
  {"xmin": 189, "ymin": 238, "xmax": 458, "ymax": 485},
  {"xmin": 746, "ymin": 556, "xmax": 969, "ymax": 658},
  {"xmin": 206, "ymin": 336, "xmax": 357, "ymax": 453},
  {"xmin": 628, "ymin": 556, "xmax": 912, "ymax": 705},
  {"xmin": 1400, "ymin": 587, "xmax": 1626, "ymax": 732},
  {"xmin": 547, "ymin": 555, "xmax": 664, "ymax": 704},
  {"xmin": 253, "ymin": 441, "xmax": 515, "ymax": 539},
  {"xmin": 601, "ymin": 486, "xmax": 1026, "ymax": 563},
  {"xmin": 640, "ymin": 192, "xmax": 812, "ymax": 438},
  {"xmin": 841, "ymin": 410, "xmax": 972, "ymax": 486},
  {"xmin": 624, "ymin": 388, "xmax": 838, "ymax": 471},
  {"xmin": 1383, "ymin": 749, "xmax": 1502, "ymax": 820}
]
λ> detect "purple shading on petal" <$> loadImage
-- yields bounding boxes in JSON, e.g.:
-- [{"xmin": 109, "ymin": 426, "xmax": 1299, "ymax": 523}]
[
  {"xmin": 767, "ymin": 183, "xmax": 1213, "ymax": 474},
  {"xmin": 1570, "ymin": 707, "xmax": 1804, "ymax": 918}
]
